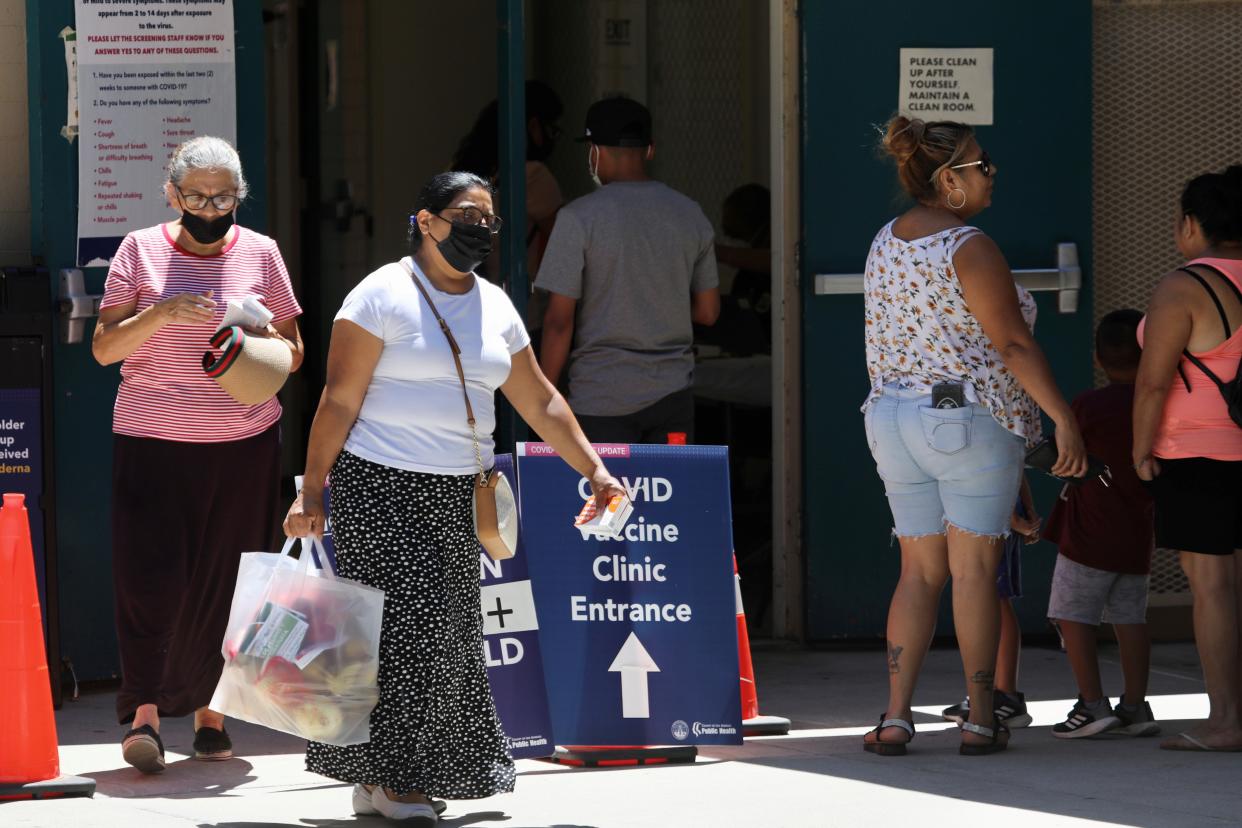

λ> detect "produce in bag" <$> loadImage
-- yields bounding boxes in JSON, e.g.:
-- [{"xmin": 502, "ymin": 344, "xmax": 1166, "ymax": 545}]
[{"xmin": 210, "ymin": 536, "xmax": 384, "ymax": 745}]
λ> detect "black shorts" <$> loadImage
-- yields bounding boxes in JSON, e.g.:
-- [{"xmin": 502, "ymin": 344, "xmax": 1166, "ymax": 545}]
[{"xmin": 1148, "ymin": 457, "xmax": 1242, "ymax": 556}]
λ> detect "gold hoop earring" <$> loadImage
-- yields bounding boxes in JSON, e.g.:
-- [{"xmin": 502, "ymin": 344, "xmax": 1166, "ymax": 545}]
[{"xmin": 947, "ymin": 188, "xmax": 967, "ymax": 210}]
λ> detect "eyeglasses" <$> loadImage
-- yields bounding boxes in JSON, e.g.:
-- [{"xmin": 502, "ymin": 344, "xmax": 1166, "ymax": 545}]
[
  {"xmin": 949, "ymin": 151, "xmax": 995, "ymax": 178},
  {"xmin": 176, "ymin": 188, "xmax": 239, "ymax": 211},
  {"xmin": 439, "ymin": 207, "xmax": 503, "ymax": 234}
]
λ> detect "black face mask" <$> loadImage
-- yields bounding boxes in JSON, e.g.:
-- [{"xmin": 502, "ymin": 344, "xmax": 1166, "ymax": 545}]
[
  {"xmin": 433, "ymin": 221, "xmax": 492, "ymax": 273},
  {"xmin": 180, "ymin": 209, "xmax": 235, "ymax": 245}
]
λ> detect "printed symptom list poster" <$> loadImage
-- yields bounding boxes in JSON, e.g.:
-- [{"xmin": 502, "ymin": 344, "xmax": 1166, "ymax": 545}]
[{"xmin": 75, "ymin": 0, "xmax": 236, "ymax": 266}]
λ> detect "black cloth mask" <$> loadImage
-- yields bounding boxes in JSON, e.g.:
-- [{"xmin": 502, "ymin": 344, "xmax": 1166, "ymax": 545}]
[
  {"xmin": 434, "ymin": 221, "xmax": 492, "ymax": 273},
  {"xmin": 180, "ymin": 210, "xmax": 235, "ymax": 245}
]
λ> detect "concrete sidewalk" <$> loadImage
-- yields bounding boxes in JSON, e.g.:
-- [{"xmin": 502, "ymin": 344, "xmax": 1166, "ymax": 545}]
[{"xmin": 3, "ymin": 641, "xmax": 1238, "ymax": 828}]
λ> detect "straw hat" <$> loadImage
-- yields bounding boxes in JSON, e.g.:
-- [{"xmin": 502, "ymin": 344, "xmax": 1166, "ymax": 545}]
[{"xmin": 202, "ymin": 326, "xmax": 292, "ymax": 405}]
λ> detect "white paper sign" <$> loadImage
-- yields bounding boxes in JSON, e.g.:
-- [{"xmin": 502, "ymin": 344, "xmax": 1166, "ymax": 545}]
[
  {"xmin": 898, "ymin": 48, "xmax": 993, "ymax": 125},
  {"xmin": 74, "ymin": 0, "xmax": 236, "ymax": 266},
  {"xmin": 595, "ymin": 0, "xmax": 647, "ymax": 101}
]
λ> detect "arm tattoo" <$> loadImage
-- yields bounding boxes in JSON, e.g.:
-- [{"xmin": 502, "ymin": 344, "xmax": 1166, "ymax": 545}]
[{"xmin": 887, "ymin": 641, "xmax": 904, "ymax": 674}]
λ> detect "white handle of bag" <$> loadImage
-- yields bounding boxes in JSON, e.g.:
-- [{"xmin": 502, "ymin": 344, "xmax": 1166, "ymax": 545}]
[{"xmin": 277, "ymin": 535, "xmax": 336, "ymax": 578}]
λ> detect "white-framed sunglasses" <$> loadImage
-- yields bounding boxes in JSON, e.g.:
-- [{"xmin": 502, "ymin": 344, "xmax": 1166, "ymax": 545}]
[{"xmin": 949, "ymin": 150, "xmax": 994, "ymax": 177}]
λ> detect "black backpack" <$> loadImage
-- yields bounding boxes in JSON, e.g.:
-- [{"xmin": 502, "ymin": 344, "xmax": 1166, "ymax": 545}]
[{"xmin": 1176, "ymin": 264, "xmax": 1242, "ymax": 429}]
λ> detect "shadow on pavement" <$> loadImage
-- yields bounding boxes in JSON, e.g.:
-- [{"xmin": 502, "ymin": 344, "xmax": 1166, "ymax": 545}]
[
  {"xmin": 194, "ymin": 818, "xmax": 592, "ymax": 828},
  {"xmin": 718, "ymin": 720, "xmax": 1237, "ymax": 828},
  {"xmin": 86, "ymin": 757, "xmax": 257, "ymax": 799}
]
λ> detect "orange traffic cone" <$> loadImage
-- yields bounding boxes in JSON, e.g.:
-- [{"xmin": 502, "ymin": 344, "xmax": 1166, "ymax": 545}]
[
  {"xmin": 734, "ymin": 555, "xmax": 790, "ymax": 736},
  {"xmin": 0, "ymin": 493, "xmax": 94, "ymax": 801}
]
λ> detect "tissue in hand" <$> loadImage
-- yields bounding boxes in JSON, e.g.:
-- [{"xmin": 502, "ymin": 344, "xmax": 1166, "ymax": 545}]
[{"xmin": 222, "ymin": 295, "xmax": 275, "ymax": 330}]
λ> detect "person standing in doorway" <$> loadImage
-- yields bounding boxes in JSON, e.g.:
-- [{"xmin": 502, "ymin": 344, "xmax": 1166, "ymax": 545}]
[
  {"xmin": 536, "ymin": 96, "xmax": 720, "ymax": 444},
  {"xmin": 92, "ymin": 136, "xmax": 304, "ymax": 773},
  {"xmin": 860, "ymin": 116, "xmax": 1086, "ymax": 757}
]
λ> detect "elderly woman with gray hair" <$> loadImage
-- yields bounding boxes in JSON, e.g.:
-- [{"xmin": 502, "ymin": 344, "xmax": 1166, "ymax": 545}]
[{"xmin": 93, "ymin": 136, "xmax": 304, "ymax": 773}]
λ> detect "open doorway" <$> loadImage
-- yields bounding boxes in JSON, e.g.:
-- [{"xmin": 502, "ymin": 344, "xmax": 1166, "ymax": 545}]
[{"xmin": 263, "ymin": 0, "xmax": 781, "ymax": 632}]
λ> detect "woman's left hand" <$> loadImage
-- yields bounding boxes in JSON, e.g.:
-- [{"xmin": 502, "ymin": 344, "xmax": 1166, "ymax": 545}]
[
  {"xmin": 243, "ymin": 323, "xmax": 280, "ymax": 339},
  {"xmin": 588, "ymin": 465, "xmax": 626, "ymax": 509}
]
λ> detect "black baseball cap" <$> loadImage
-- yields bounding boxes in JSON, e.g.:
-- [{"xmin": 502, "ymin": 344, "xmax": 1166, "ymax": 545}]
[{"xmin": 577, "ymin": 96, "xmax": 652, "ymax": 147}]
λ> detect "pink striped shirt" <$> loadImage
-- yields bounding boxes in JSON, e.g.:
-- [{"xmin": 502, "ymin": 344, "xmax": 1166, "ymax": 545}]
[{"xmin": 100, "ymin": 224, "xmax": 303, "ymax": 442}]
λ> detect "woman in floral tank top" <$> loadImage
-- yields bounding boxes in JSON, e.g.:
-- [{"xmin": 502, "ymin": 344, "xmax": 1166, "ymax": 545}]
[{"xmin": 860, "ymin": 117, "xmax": 1086, "ymax": 758}]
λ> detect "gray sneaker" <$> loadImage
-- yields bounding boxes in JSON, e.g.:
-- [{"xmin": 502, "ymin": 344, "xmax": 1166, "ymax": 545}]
[
  {"xmin": 1052, "ymin": 696, "xmax": 1120, "ymax": 739},
  {"xmin": 994, "ymin": 690, "xmax": 1033, "ymax": 729},
  {"xmin": 1112, "ymin": 700, "xmax": 1161, "ymax": 737},
  {"xmin": 942, "ymin": 690, "xmax": 1031, "ymax": 729}
]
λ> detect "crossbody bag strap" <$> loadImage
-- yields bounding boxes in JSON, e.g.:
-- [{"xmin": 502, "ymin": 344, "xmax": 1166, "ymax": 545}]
[
  {"xmin": 402, "ymin": 260, "xmax": 487, "ymax": 480},
  {"xmin": 1178, "ymin": 267, "xmax": 1234, "ymax": 339},
  {"xmin": 1176, "ymin": 266, "xmax": 1240, "ymax": 393}
]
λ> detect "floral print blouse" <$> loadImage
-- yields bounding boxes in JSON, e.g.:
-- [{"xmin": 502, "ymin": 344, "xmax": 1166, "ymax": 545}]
[{"xmin": 861, "ymin": 219, "xmax": 1042, "ymax": 446}]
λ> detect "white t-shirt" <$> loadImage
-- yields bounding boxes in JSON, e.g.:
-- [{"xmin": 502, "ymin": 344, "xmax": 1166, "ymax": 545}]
[{"xmin": 336, "ymin": 257, "xmax": 531, "ymax": 475}]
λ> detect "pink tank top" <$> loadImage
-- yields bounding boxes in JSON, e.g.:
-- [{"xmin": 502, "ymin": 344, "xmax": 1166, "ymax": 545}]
[{"xmin": 1137, "ymin": 257, "xmax": 1242, "ymax": 460}]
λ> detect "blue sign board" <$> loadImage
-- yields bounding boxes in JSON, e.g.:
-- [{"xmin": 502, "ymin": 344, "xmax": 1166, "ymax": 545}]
[
  {"xmin": 479, "ymin": 453, "xmax": 555, "ymax": 758},
  {"xmin": 517, "ymin": 443, "xmax": 742, "ymax": 746},
  {"xmin": 306, "ymin": 454, "xmax": 555, "ymax": 760}
]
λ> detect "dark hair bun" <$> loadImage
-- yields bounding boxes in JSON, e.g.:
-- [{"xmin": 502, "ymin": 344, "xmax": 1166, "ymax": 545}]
[
  {"xmin": 882, "ymin": 116, "xmax": 924, "ymax": 165},
  {"xmin": 878, "ymin": 115, "xmax": 974, "ymax": 202}
]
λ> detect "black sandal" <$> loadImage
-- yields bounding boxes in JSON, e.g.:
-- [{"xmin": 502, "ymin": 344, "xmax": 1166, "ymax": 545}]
[
  {"xmin": 863, "ymin": 715, "xmax": 915, "ymax": 756},
  {"xmin": 959, "ymin": 718, "xmax": 1009, "ymax": 756}
]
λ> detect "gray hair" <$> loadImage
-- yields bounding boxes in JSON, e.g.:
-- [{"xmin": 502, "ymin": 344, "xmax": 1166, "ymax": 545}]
[{"xmin": 166, "ymin": 136, "xmax": 248, "ymax": 199}]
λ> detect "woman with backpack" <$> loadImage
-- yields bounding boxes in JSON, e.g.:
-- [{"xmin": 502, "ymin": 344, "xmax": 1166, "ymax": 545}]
[{"xmin": 1133, "ymin": 165, "xmax": 1242, "ymax": 752}]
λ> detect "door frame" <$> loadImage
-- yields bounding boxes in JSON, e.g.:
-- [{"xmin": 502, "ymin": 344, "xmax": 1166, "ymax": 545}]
[{"xmin": 769, "ymin": 0, "xmax": 803, "ymax": 640}]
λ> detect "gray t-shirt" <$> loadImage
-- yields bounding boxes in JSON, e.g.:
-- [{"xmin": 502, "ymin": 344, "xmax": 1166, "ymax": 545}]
[{"xmin": 535, "ymin": 180, "xmax": 718, "ymax": 416}]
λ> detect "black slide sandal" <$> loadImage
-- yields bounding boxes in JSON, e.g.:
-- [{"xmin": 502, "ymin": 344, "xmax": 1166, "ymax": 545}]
[
  {"xmin": 959, "ymin": 718, "xmax": 1009, "ymax": 756},
  {"xmin": 863, "ymin": 715, "xmax": 915, "ymax": 756}
]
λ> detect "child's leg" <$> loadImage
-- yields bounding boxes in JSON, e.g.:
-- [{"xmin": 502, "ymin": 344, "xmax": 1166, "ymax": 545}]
[
  {"xmin": 1113, "ymin": 623, "xmax": 1151, "ymax": 705},
  {"xmin": 1057, "ymin": 618, "xmax": 1106, "ymax": 701},
  {"xmin": 1105, "ymin": 570, "xmax": 1154, "ymax": 706},
  {"xmin": 996, "ymin": 599, "xmax": 1021, "ymax": 694}
]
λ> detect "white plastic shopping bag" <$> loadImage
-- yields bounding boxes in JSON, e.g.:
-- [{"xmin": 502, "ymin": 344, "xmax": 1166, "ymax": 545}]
[{"xmin": 210, "ymin": 537, "xmax": 385, "ymax": 746}]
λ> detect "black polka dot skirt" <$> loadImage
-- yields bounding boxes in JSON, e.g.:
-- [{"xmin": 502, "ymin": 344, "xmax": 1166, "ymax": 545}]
[{"xmin": 305, "ymin": 451, "xmax": 516, "ymax": 799}]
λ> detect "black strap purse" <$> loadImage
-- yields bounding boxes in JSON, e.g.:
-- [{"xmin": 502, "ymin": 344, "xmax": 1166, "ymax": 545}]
[{"xmin": 1175, "ymin": 264, "xmax": 1242, "ymax": 430}]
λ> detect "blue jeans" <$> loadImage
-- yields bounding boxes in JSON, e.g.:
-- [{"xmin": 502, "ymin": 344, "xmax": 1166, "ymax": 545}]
[{"xmin": 864, "ymin": 386, "xmax": 1025, "ymax": 538}]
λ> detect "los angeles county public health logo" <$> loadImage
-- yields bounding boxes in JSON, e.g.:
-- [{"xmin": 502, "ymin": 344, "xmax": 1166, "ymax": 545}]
[{"xmin": 671, "ymin": 720, "xmax": 689, "ymax": 741}]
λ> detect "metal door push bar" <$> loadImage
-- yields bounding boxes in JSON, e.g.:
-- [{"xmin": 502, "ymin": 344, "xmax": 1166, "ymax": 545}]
[{"xmin": 813, "ymin": 242, "xmax": 1082, "ymax": 313}]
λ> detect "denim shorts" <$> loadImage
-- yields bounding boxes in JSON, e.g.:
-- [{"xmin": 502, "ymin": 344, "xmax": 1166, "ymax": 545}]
[{"xmin": 863, "ymin": 386, "xmax": 1026, "ymax": 538}]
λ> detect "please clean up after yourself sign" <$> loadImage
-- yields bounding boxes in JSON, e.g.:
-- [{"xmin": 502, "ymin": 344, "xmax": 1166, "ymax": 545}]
[{"xmin": 898, "ymin": 47, "xmax": 993, "ymax": 125}]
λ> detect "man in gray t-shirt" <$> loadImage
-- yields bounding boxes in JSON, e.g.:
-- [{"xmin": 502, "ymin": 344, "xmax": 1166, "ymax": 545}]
[{"xmin": 537, "ymin": 97, "xmax": 720, "ymax": 443}]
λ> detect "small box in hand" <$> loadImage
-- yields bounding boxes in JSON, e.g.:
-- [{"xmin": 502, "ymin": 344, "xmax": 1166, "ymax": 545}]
[{"xmin": 574, "ymin": 493, "xmax": 633, "ymax": 540}]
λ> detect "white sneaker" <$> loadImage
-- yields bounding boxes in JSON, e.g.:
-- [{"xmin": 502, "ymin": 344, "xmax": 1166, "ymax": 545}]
[
  {"xmin": 355, "ymin": 785, "xmax": 447, "ymax": 818},
  {"xmin": 371, "ymin": 787, "xmax": 439, "ymax": 825},
  {"xmin": 352, "ymin": 784, "xmax": 379, "ymax": 815}
]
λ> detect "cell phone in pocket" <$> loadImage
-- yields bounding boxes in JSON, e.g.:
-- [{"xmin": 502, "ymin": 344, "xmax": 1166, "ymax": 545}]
[{"xmin": 931, "ymin": 382, "xmax": 966, "ymax": 409}]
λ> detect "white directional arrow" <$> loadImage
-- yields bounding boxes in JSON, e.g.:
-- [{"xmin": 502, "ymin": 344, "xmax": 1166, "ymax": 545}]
[{"xmin": 608, "ymin": 632, "xmax": 660, "ymax": 718}]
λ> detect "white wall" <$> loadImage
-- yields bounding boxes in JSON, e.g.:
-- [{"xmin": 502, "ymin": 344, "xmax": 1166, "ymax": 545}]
[{"xmin": 0, "ymin": 0, "xmax": 30, "ymax": 266}]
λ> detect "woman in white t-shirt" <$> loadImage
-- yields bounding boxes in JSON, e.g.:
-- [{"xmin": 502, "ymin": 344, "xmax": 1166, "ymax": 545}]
[{"xmin": 283, "ymin": 172, "xmax": 622, "ymax": 822}]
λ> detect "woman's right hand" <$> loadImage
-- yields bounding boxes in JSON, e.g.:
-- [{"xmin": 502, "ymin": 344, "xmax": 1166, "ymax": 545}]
[
  {"xmin": 283, "ymin": 490, "xmax": 325, "ymax": 538},
  {"xmin": 155, "ymin": 290, "xmax": 216, "ymax": 326},
  {"xmin": 1050, "ymin": 419, "xmax": 1088, "ymax": 479}
]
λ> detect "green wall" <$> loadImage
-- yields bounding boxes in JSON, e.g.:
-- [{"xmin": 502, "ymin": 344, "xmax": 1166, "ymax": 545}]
[
  {"xmin": 25, "ymin": 0, "xmax": 269, "ymax": 680},
  {"xmin": 800, "ymin": 1, "xmax": 1094, "ymax": 639}
]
